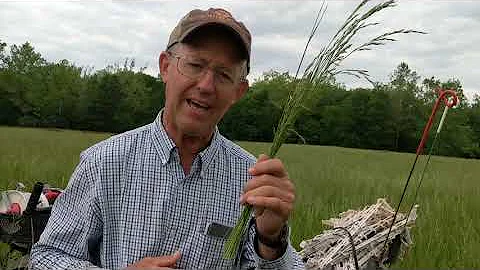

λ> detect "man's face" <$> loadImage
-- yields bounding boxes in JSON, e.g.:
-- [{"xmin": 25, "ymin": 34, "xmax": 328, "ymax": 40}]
[{"xmin": 159, "ymin": 35, "xmax": 248, "ymax": 139}]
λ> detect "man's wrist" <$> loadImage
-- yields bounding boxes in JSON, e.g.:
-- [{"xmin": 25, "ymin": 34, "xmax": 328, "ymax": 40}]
[{"xmin": 253, "ymin": 221, "xmax": 288, "ymax": 259}]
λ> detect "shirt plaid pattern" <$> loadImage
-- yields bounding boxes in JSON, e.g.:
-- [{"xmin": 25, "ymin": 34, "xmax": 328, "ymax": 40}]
[{"xmin": 30, "ymin": 112, "xmax": 304, "ymax": 269}]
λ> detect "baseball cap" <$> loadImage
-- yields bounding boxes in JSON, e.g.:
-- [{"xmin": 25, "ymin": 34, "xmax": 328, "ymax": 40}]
[{"xmin": 167, "ymin": 8, "xmax": 252, "ymax": 73}]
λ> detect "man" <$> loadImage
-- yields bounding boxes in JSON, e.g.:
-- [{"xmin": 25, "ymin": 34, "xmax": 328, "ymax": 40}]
[{"xmin": 30, "ymin": 8, "xmax": 304, "ymax": 269}]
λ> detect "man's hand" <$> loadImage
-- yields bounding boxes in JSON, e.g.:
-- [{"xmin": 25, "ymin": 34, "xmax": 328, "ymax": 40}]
[
  {"xmin": 127, "ymin": 251, "xmax": 181, "ymax": 269},
  {"xmin": 240, "ymin": 154, "xmax": 295, "ymax": 258}
]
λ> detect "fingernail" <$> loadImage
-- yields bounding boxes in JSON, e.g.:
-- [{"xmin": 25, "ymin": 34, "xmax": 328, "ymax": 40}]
[
  {"xmin": 248, "ymin": 167, "xmax": 254, "ymax": 174},
  {"xmin": 240, "ymin": 195, "xmax": 244, "ymax": 203},
  {"xmin": 259, "ymin": 154, "xmax": 268, "ymax": 159},
  {"xmin": 247, "ymin": 196, "xmax": 256, "ymax": 204}
]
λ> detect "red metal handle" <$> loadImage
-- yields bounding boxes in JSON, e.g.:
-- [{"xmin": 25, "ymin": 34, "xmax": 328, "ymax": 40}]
[{"xmin": 416, "ymin": 89, "xmax": 458, "ymax": 155}]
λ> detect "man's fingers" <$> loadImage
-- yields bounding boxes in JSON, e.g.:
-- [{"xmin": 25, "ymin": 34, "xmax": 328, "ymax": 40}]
[
  {"xmin": 129, "ymin": 251, "xmax": 181, "ymax": 268},
  {"xmin": 241, "ymin": 185, "xmax": 295, "ymax": 205},
  {"xmin": 158, "ymin": 251, "xmax": 181, "ymax": 266},
  {"xmin": 243, "ymin": 174, "xmax": 294, "ymax": 195},
  {"xmin": 170, "ymin": 251, "xmax": 182, "ymax": 263},
  {"xmin": 245, "ymin": 196, "xmax": 292, "ymax": 218},
  {"xmin": 248, "ymin": 157, "xmax": 288, "ymax": 178},
  {"xmin": 254, "ymin": 206, "xmax": 265, "ymax": 217}
]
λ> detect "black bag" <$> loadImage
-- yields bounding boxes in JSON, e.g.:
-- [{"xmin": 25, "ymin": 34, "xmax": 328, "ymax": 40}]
[{"xmin": 0, "ymin": 182, "xmax": 52, "ymax": 254}]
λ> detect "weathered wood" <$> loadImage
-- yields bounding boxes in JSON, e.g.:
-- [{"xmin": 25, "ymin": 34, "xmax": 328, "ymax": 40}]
[{"xmin": 300, "ymin": 198, "xmax": 418, "ymax": 270}]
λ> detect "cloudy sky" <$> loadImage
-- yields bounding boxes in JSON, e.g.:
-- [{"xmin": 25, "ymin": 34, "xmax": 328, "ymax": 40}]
[{"xmin": 1, "ymin": 1, "xmax": 479, "ymax": 100}]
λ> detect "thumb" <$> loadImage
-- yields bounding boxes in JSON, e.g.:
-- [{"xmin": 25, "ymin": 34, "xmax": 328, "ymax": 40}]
[
  {"xmin": 161, "ymin": 251, "xmax": 181, "ymax": 266},
  {"xmin": 173, "ymin": 250, "xmax": 181, "ymax": 259},
  {"xmin": 169, "ymin": 250, "xmax": 181, "ymax": 262}
]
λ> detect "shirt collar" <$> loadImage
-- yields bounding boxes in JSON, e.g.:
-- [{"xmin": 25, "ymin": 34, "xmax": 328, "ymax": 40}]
[
  {"xmin": 151, "ymin": 111, "xmax": 177, "ymax": 166},
  {"xmin": 198, "ymin": 127, "xmax": 221, "ymax": 175},
  {"xmin": 150, "ymin": 110, "xmax": 221, "ymax": 171}
]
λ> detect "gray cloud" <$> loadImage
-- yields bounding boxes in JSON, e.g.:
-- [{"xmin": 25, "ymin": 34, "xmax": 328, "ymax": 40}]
[{"xmin": 1, "ymin": 1, "xmax": 479, "ymax": 100}]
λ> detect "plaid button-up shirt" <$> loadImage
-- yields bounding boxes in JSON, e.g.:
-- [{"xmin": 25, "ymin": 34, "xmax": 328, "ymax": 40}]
[{"xmin": 30, "ymin": 112, "xmax": 304, "ymax": 269}]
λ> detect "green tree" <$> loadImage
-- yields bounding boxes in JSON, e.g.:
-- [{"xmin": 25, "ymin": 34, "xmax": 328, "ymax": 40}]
[
  {"xmin": 364, "ymin": 87, "xmax": 396, "ymax": 149},
  {"xmin": 295, "ymin": 84, "xmax": 349, "ymax": 146},
  {"xmin": 0, "ymin": 43, "xmax": 48, "ymax": 126},
  {"xmin": 422, "ymin": 76, "xmax": 467, "ymax": 107},
  {"xmin": 388, "ymin": 62, "xmax": 423, "ymax": 151},
  {"xmin": 220, "ymin": 71, "xmax": 290, "ymax": 142},
  {"xmin": 38, "ymin": 60, "xmax": 85, "ymax": 128},
  {"xmin": 4, "ymin": 42, "xmax": 46, "ymax": 75},
  {"xmin": 435, "ymin": 108, "xmax": 478, "ymax": 158},
  {"xmin": 0, "ymin": 41, "xmax": 21, "ymax": 124},
  {"xmin": 0, "ymin": 40, "xmax": 7, "ymax": 68},
  {"xmin": 465, "ymin": 95, "xmax": 480, "ymax": 157},
  {"xmin": 421, "ymin": 76, "xmax": 475, "ymax": 157},
  {"xmin": 0, "ymin": 39, "xmax": 478, "ymax": 158}
]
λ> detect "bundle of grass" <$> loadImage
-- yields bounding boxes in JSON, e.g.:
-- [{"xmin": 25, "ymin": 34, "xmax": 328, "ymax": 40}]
[{"xmin": 223, "ymin": 0, "xmax": 425, "ymax": 259}]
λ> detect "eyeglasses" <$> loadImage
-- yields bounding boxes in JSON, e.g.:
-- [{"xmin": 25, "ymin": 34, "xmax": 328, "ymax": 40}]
[{"xmin": 168, "ymin": 52, "xmax": 244, "ymax": 91}]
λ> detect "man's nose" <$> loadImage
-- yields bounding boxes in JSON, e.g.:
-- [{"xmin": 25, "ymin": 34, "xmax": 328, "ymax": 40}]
[{"xmin": 196, "ymin": 69, "xmax": 216, "ymax": 93}]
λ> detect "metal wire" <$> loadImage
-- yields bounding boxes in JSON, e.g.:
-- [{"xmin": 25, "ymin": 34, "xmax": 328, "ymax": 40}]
[
  {"xmin": 333, "ymin": 227, "xmax": 360, "ymax": 270},
  {"xmin": 380, "ymin": 90, "xmax": 457, "ymax": 262},
  {"xmin": 402, "ymin": 105, "xmax": 450, "ymax": 230}
]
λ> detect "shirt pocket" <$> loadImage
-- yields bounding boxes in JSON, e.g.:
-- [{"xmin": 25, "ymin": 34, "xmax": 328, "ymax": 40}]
[{"xmin": 186, "ymin": 223, "xmax": 234, "ymax": 270}]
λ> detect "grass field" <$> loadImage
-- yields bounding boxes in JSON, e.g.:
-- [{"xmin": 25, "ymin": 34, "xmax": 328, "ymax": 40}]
[{"xmin": 1, "ymin": 126, "xmax": 479, "ymax": 268}]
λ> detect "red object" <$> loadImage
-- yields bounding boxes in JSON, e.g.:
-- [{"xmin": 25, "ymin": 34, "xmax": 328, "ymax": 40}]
[
  {"xmin": 45, "ymin": 190, "xmax": 61, "ymax": 204},
  {"xmin": 416, "ymin": 89, "xmax": 458, "ymax": 155},
  {"xmin": 7, "ymin": 203, "xmax": 22, "ymax": 215}
]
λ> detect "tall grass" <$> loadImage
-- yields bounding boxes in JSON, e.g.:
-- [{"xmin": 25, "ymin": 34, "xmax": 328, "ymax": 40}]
[
  {"xmin": 0, "ymin": 127, "xmax": 111, "ymax": 190},
  {"xmin": 224, "ymin": 0, "xmax": 425, "ymax": 258},
  {"xmin": 0, "ymin": 127, "xmax": 479, "ymax": 268},
  {"xmin": 240, "ymin": 142, "xmax": 480, "ymax": 268}
]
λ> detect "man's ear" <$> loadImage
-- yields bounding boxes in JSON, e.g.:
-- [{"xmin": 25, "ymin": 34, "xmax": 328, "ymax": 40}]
[
  {"xmin": 159, "ymin": 52, "xmax": 170, "ymax": 83},
  {"xmin": 233, "ymin": 80, "xmax": 249, "ymax": 104}
]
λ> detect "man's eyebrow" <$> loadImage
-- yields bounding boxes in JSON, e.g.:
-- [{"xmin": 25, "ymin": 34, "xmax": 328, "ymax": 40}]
[{"xmin": 186, "ymin": 55, "xmax": 211, "ymax": 64}]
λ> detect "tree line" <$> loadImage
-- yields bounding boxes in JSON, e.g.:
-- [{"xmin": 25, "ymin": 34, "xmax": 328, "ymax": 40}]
[{"xmin": 1, "ymin": 41, "xmax": 479, "ymax": 158}]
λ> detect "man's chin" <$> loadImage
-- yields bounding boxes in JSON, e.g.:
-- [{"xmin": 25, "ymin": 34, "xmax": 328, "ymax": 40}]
[{"xmin": 180, "ymin": 124, "xmax": 214, "ymax": 139}]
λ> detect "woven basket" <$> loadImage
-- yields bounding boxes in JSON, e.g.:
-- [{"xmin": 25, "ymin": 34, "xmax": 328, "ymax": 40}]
[{"xmin": 0, "ymin": 207, "xmax": 52, "ymax": 254}]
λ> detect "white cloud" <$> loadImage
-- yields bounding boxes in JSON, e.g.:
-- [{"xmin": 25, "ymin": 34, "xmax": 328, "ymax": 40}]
[{"xmin": 1, "ymin": 1, "xmax": 479, "ymax": 100}]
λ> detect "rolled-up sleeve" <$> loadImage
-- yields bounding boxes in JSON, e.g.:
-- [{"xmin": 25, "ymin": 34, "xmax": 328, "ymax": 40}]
[{"xmin": 30, "ymin": 152, "xmax": 105, "ymax": 269}]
